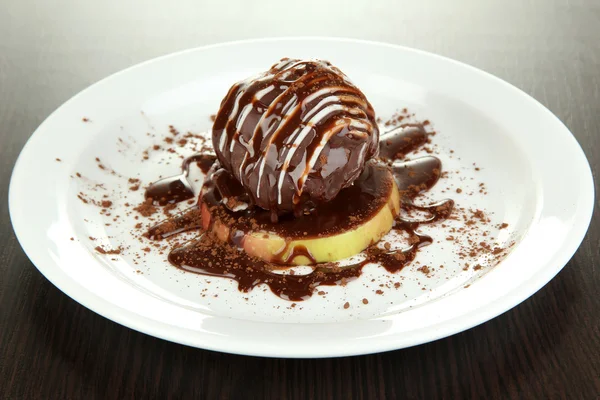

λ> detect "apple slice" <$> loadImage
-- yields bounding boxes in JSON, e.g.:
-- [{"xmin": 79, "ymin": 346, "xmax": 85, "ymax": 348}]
[{"xmin": 200, "ymin": 167, "xmax": 400, "ymax": 265}]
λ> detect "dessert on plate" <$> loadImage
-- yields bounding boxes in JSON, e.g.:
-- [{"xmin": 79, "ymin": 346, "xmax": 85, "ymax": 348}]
[{"xmin": 144, "ymin": 58, "xmax": 453, "ymax": 300}]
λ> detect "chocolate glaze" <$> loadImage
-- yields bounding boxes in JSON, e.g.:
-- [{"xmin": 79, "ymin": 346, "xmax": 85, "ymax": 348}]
[
  {"xmin": 379, "ymin": 124, "xmax": 428, "ymax": 160},
  {"xmin": 202, "ymin": 161, "xmax": 394, "ymax": 239},
  {"xmin": 212, "ymin": 58, "xmax": 379, "ymax": 216},
  {"xmin": 145, "ymin": 122, "xmax": 453, "ymax": 300}
]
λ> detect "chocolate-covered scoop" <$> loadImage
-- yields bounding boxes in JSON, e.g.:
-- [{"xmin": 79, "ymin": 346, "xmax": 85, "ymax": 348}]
[{"xmin": 211, "ymin": 58, "xmax": 379, "ymax": 215}]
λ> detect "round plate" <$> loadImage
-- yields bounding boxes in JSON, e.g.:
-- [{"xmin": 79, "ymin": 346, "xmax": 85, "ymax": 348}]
[{"xmin": 9, "ymin": 38, "xmax": 594, "ymax": 358}]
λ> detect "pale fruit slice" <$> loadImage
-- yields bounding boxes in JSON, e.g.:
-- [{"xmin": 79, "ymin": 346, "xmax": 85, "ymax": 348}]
[{"xmin": 200, "ymin": 172, "xmax": 400, "ymax": 265}]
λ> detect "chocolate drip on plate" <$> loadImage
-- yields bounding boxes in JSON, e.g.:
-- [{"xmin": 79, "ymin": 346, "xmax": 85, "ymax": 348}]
[
  {"xmin": 145, "ymin": 122, "xmax": 454, "ymax": 301},
  {"xmin": 145, "ymin": 153, "xmax": 216, "ymax": 206},
  {"xmin": 379, "ymin": 124, "xmax": 428, "ymax": 160}
]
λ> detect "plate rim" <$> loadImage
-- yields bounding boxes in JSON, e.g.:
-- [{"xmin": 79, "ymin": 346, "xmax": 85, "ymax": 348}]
[{"xmin": 9, "ymin": 37, "xmax": 595, "ymax": 358}]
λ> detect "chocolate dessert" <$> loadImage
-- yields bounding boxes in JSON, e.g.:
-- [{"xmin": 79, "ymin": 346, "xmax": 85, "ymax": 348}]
[
  {"xmin": 144, "ymin": 58, "xmax": 453, "ymax": 300},
  {"xmin": 212, "ymin": 58, "xmax": 379, "ymax": 217}
]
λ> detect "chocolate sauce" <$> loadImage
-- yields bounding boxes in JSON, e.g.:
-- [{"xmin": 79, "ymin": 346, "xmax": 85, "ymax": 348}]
[
  {"xmin": 379, "ymin": 124, "xmax": 428, "ymax": 160},
  {"xmin": 145, "ymin": 154, "xmax": 216, "ymax": 206},
  {"xmin": 392, "ymin": 156, "xmax": 441, "ymax": 193},
  {"xmin": 145, "ymin": 122, "xmax": 453, "ymax": 301},
  {"xmin": 146, "ymin": 206, "xmax": 202, "ymax": 239},
  {"xmin": 279, "ymin": 245, "xmax": 317, "ymax": 265},
  {"xmin": 169, "ymin": 237, "xmax": 362, "ymax": 301},
  {"xmin": 202, "ymin": 162, "xmax": 395, "ymax": 239}
]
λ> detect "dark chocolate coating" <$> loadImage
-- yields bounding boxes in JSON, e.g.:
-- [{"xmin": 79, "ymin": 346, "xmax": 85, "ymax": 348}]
[{"xmin": 211, "ymin": 58, "xmax": 379, "ymax": 214}]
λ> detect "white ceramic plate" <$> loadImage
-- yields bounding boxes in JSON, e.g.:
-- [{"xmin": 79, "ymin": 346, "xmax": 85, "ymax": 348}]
[{"xmin": 9, "ymin": 38, "xmax": 594, "ymax": 358}]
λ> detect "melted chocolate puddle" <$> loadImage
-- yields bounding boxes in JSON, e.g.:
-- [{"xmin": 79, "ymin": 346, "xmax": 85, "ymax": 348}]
[
  {"xmin": 379, "ymin": 124, "xmax": 428, "ymax": 160},
  {"xmin": 145, "ymin": 124, "xmax": 453, "ymax": 301},
  {"xmin": 145, "ymin": 153, "xmax": 216, "ymax": 206},
  {"xmin": 202, "ymin": 161, "xmax": 396, "ymax": 240}
]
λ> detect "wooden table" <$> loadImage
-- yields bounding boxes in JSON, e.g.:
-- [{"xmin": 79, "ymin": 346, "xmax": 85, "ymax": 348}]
[{"xmin": 1, "ymin": 1, "xmax": 598, "ymax": 398}]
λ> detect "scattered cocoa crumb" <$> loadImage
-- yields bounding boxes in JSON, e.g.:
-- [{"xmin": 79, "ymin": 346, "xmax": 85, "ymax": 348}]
[
  {"xmin": 417, "ymin": 265, "xmax": 430, "ymax": 275},
  {"xmin": 343, "ymin": 302, "xmax": 350, "ymax": 309},
  {"xmin": 134, "ymin": 198, "xmax": 158, "ymax": 217},
  {"xmin": 94, "ymin": 246, "xmax": 121, "ymax": 255},
  {"xmin": 362, "ymin": 298, "xmax": 369, "ymax": 304}
]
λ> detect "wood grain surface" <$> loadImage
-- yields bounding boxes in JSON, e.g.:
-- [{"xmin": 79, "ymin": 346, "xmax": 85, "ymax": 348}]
[{"xmin": 1, "ymin": 0, "xmax": 598, "ymax": 398}]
